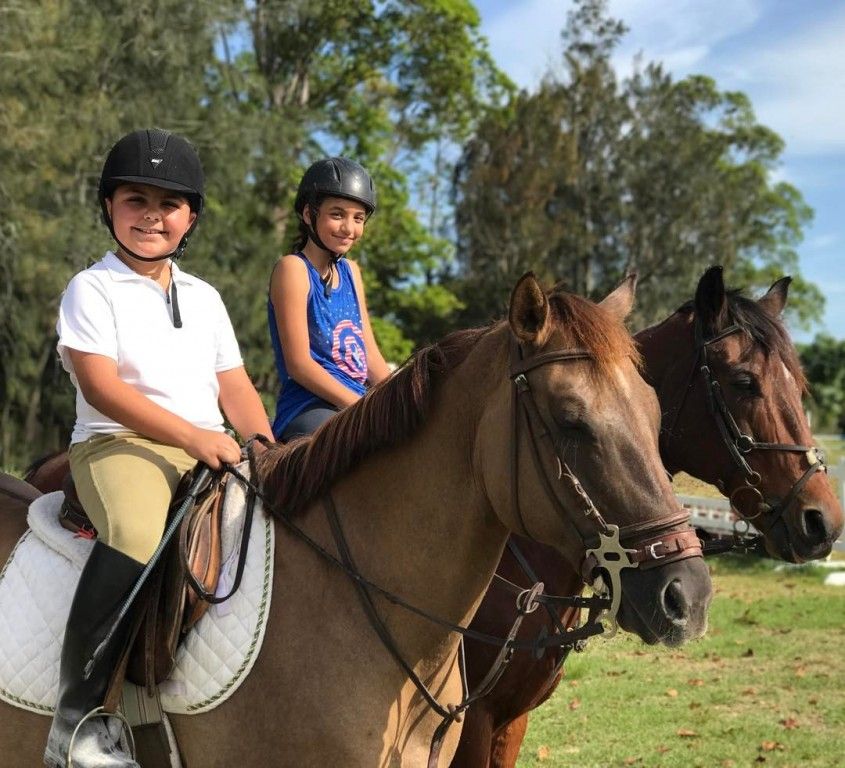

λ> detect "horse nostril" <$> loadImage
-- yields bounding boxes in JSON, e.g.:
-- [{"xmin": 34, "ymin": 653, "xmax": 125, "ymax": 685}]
[
  {"xmin": 661, "ymin": 579, "xmax": 688, "ymax": 626},
  {"xmin": 801, "ymin": 507, "xmax": 828, "ymax": 545}
]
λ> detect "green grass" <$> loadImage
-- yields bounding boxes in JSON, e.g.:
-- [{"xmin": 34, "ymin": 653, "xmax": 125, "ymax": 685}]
[{"xmin": 516, "ymin": 558, "xmax": 845, "ymax": 767}]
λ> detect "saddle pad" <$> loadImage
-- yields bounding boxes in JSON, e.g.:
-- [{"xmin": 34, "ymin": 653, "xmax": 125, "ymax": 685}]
[{"xmin": 0, "ymin": 463, "xmax": 274, "ymax": 716}]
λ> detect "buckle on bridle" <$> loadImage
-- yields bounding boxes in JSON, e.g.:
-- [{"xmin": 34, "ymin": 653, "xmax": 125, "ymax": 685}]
[{"xmin": 646, "ymin": 541, "xmax": 665, "ymax": 560}]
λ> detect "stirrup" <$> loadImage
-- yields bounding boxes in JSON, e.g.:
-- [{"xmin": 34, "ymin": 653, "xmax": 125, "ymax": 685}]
[{"xmin": 67, "ymin": 706, "xmax": 137, "ymax": 768}]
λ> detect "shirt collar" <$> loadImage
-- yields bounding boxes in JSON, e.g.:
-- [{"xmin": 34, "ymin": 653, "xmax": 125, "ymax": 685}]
[{"xmin": 104, "ymin": 250, "xmax": 196, "ymax": 286}]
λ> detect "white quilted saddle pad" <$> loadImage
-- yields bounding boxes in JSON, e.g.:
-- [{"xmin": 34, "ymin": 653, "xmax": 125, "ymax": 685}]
[{"xmin": 0, "ymin": 463, "xmax": 274, "ymax": 716}]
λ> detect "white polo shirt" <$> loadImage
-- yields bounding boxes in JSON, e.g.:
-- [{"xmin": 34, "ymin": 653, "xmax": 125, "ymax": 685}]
[{"xmin": 57, "ymin": 251, "xmax": 243, "ymax": 444}]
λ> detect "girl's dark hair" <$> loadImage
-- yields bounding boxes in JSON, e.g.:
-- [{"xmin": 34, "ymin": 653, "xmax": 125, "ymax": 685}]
[{"xmin": 290, "ymin": 195, "xmax": 326, "ymax": 253}]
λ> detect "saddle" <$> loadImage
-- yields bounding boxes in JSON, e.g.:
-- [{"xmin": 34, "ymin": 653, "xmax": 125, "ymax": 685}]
[{"xmin": 60, "ymin": 467, "xmax": 227, "ymax": 688}]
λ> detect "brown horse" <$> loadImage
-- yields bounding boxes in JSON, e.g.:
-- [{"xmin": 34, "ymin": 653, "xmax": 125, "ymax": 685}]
[
  {"xmin": 0, "ymin": 274, "xmax": 711, "ymax": 767},
  {"xmin": 451, "ymin": 266, "xmax": 844, "ymax": 768}
]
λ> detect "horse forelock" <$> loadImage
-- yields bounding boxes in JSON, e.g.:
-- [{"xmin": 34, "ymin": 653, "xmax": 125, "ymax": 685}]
[
  {"xmin": 548, "ymin": 291, "xmax": 642, "ymax": 379},
  {"xmin": 678, "ymin": 290, "xmax": 807, "ymax": 394},
  {"xmin": 256, "ymin": 325, "xmax": 492, "ymax": 518}
]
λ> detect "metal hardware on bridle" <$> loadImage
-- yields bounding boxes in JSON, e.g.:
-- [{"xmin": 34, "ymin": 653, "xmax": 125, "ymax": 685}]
[
  {"xmin": 688, "ymin": 320, "xmax": 827, "ymax": 540},
  {"xmin": 508, "ymin": 338, "xmax": 702, "ymax": 633},
  {"xmin": 226, "ymin": 337, "xmax": 702, "ymax": 767},
  {"xmin": 223, "ymin": 458, "xmax": 610, "ymax": 768}
]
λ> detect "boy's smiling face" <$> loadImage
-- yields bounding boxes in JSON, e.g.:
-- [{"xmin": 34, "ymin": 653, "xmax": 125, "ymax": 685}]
[{"xmin": 106, "ymin": 183, "xmax": 197, "ymax": 261}]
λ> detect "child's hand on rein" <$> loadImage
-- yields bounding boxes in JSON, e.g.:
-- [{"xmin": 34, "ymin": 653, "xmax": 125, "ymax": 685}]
[{"xmin": 184, "ymin": 427, "xmax": 242, "ymax": 469}]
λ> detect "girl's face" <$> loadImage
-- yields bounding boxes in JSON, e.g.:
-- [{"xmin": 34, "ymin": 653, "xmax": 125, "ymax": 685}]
[
  {"xmin": 309, "ymin": 196, "xmax": 367, "ymax": 255},
  {"xmin": 106, "ymin": 183, "xmax": 196, "ymax": 260}
]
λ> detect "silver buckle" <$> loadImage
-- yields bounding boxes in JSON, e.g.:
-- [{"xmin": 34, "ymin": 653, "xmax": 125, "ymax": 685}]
[{"xmin": 646, "ymin": 541, "xmax": 665, "ymax": 560}]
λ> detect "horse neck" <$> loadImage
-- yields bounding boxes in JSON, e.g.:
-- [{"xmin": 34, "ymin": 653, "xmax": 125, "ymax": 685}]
[
  {"xmin": 636, "ymin": 311, "xmax": 693, "ymax": 392},
  {"xmin": 636, "ymin": 312, "xmax": 697, "ymax": 474},
  {"xmin": 328, "ymin": 330, "xmax": 511, "ymax": 648}
]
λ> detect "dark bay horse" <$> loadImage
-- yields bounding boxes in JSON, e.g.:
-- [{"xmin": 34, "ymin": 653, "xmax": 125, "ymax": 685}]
[
  {"xmin": 0, "ymin": 274, "xmax": 711, "ymax": 766},
  {"xmin": 451, "ymin": 266, "xmax": 844, "ymax": 767}
]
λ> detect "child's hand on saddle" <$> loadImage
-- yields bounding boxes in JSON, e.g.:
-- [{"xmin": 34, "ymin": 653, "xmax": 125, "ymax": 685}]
[{"xmin": 184, "ymin": 427, "xmax": 242, "ymax": 469}]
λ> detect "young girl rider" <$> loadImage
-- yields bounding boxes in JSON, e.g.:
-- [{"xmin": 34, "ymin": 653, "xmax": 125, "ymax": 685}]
[
  {"xmin": 268, "ymin": 157, "xmax": 392, "ymax": 441},
  {"xmin": 45, "ymin": 129, "xmax": 273, "ymax": 768}
]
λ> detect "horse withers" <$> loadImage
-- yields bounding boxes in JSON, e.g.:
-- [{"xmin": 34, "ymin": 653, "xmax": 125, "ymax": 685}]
[
  {"xmin": 0, "ymin": 273, "xmax": 711, "ymax": 767},
  {"xmin": 451, "ymin": 266, "xmax": 844, "ymax": 768}
]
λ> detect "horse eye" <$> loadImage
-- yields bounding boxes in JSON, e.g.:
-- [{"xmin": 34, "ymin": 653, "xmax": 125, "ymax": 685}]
[{"xmin": 730, "ymin": 374, "xmax": 760, "ymax": 397}]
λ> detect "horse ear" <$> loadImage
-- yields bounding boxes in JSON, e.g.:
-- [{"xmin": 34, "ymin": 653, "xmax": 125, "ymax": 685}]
[
  {"xmin": 695, "ymin": 266, "xmax": 728, "ymax": 336},
  {"xmin": 599, "ymin": 273, "xmax": 637, "ymax": 321},
  {"xmin": 758, "ymin": 275, "xmax": 791, "ymax": 317},
  {"xmin": 509, "ymin": 272, "xmax": 552, "ymax": 347}
]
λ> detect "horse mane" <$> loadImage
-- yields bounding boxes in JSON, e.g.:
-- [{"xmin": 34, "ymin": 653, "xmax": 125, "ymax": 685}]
[
  {"xmin": 23, "ymin": 450, "xmax": 65, "ymax": 484},
  {"xmin": 677, "ymin": 289, "xmax": 807, "ymax": 392},
  {"xmin": 257, "ymin": 326, "xmax": 490, "ymax": 518},
  {"xmin": 258, "ymin": 288, "xmax": 639, "ymax": 519}
]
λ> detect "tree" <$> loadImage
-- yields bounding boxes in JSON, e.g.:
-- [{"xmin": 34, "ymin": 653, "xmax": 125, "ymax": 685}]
[
  {"xmin": 0, "ymin": 0, "xmax": 507, "ymax": 465},
  {"xmin": 452, "ymin": 0, "xmax": 822, "ymax": 330},
  {"xmin": 0, "ymin": 0, "xmax": 225, "ymax": 465},
  {"xmin": 799, "ymin": 335, "xmax": 845, "ymax": 433}
]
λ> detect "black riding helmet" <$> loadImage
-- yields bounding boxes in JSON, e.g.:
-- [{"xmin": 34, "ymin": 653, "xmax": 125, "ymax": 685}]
[
  {"xmin": 294, "ymin": 157, "xmax": 376, "ymax": 297},
  {"xmin": 294, "ymin": 156, "xmax": 376, "ymax": 220},
  {"xmin": 98, "ymin": 128, "xmax": 205, "ymax": 262}
]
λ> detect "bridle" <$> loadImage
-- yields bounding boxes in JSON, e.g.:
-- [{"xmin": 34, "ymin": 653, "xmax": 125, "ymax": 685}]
[
  {"xmin": 508, "ymin": 338, "xmax": 702, "ymax": 627},
  {"xmin": 668, "ymin": 319, "xmax": 826, "ymax": 537},
  {"xmin": 233, "ymin": 333, "xmax": 704, "ymax": 767}
]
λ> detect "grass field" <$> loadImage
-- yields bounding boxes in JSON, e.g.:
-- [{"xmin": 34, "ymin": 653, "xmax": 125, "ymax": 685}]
[{"xmin": 516, "ymin": 557, "xmax": 845, "ymax": 767}]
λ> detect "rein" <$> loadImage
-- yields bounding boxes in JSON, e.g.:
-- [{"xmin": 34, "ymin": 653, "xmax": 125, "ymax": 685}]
[
  {"xmin": 234, "ymin": 335, "xmax": 703, "ymax": 766},
  {"xmin": 669, "ymin": 320, "xmax": 826, "ymax": 547}
]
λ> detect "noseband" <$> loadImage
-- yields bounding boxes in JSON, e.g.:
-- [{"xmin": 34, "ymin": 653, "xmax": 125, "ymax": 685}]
[
  {"xmin": 673, "ymin": 321, "xmax": 826, "ymax": 534},
  {"xmin": 509, "ymin": 339, "xmax": 702, "ymax": 630}
]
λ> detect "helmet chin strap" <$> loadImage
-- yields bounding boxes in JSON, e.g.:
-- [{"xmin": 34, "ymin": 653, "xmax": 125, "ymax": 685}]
[
  {"xmin": 111, "ymin": 231, "xmax": 188, "ymax": 328},
  {"xmin": 304, "ymin": 208, "xmax": 341, "ymax": 298}
]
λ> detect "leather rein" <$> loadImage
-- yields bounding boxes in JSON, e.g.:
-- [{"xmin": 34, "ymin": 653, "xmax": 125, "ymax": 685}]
[{"xmin": 229, "ymin": 336, "xmax": 703, "ymax": 767}]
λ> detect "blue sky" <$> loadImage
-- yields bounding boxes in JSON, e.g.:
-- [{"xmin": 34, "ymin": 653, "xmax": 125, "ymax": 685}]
[{"xmin": 474, "ymin": 0, "xmax": 845, "ymax": 342}]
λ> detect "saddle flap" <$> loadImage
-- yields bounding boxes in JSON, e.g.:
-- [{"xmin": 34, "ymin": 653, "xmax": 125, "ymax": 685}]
[{"xmin": 126, "ymin": 470, "xmax": 228, "ymax": 688}]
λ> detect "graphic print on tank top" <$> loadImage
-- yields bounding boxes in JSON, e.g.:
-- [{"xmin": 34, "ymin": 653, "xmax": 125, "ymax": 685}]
[{"xmin": 332, "ymin": 318, "xmax": 367, "ymax": 381}]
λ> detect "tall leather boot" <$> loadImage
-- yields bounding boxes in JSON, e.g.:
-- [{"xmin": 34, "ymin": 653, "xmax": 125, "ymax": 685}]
[{"xmin": 44, "ymin": 541, "xmax": 143, "ymax": 768}]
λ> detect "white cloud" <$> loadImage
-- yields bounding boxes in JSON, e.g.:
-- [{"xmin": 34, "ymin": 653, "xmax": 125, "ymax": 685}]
[
  {"xmin": 721, "ymin": 12, "xmax": 845, "ymax": 154},
  {"xmin": 611, "ymin": 0, "xmax": 762, "ymax": 73}
]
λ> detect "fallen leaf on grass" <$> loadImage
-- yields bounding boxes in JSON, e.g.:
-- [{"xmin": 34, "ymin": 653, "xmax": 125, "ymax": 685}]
[
  {"xmin": 677, "ymin": 729, "xmax": 698, "ymax": 738},
  {"xmin": 537, "ymin": 745, "xmax": 551, "ymax": 760},
  {"xmin": 779, "ymin": 717, "xmax": 799, "ymax": 730},
  {"xmin": 623, "ymin": 757, "xmax": 640, "ymax": 765},
  {"xmin": 721, "ymin": 760, "xmax": 735, "ymax": 768},
  {"xmin": 569, "ymin": 698, "xmax": 581, "ymax": 711},
  {"xmin": 687, "ymin": 678, "xmax": 705, "ymax": 686},
  {"xmin": 760, "ymin": 740, "xmax": 785, "ymax": 752},
  {"xmin": 666, "ymin": 688, "xmax": 679, "ymax": 698},
  {"xmin": 741, "ymin": 687, "xmax": 757, "ymax": 696},
  {"xmin": 794, "ymin": 666, "xmax": 807, "ymax": 678},
  {"xmin": 656, "ymin": 745, "xmax": 670, "ymax": 755}
]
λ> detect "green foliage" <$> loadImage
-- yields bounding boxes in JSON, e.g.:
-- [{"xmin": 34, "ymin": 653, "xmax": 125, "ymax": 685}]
[
  {"xmin": 0, "ymin": 0, "xmax": 503, "ymax": 465},
  {"xmin": 453, "ymin": 0, "xmax": 821, "ymax": 330},
  {"xmin": 799, "ymin": 335, "xmax": 845, "ymax": 433}
]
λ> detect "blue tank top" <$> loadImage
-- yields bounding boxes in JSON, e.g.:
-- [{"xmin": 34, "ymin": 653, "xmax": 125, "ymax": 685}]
[{"xmin": 268, "ymin": 254, "xmax": 368, "ymax": 437}]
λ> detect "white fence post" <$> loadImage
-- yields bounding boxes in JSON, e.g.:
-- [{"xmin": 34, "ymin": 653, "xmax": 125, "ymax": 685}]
[{"xmin": 830, "ymin": 458, "xmax": 845, "ymax": 505}]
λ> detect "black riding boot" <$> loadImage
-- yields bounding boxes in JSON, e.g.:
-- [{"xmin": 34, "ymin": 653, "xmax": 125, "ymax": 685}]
[{"xmin": 44, "ymin": 541, "xmax": 143, "ymax": 768}]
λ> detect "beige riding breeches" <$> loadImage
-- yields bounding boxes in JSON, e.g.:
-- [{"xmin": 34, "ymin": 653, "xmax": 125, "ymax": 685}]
[{"xmin": 69, "ymin": 432, "xmax": 196, "ymax": 564}]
